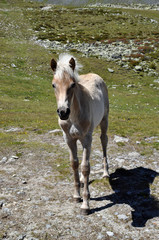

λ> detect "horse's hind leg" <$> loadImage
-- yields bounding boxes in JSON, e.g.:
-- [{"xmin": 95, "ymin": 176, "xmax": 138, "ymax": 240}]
[{"xmin": 100, "ymin": 116, "xmax": 109, "ymax": 178}]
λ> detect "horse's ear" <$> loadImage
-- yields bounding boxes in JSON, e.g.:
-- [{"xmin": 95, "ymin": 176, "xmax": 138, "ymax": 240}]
[
  {"xmin": 69, "ymin": 57, "xmax": 75, "ymax": 71},
  {"xmin": 51, "ymin": 58, "xmax": 57, "ymax": 72}
]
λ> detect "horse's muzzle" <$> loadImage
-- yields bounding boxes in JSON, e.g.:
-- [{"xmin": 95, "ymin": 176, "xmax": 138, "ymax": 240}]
[{"xmin": 57, "ymin": 107, "xmax": 70, "ymax": 120}]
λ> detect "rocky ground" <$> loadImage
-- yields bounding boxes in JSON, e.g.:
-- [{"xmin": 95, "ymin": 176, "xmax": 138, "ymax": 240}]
[
  {"xmin": 0, "ymin": 128, "xmax": 159, "ymax": 240},
  {"xmin": 35, "ymin": 37, "xmax": 159, "ymax": 77}
]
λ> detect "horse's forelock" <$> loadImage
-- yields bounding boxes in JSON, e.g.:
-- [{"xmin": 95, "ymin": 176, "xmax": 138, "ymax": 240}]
[{"xmin": 55, "ymin": 53, "xmax": 82, "ymax": 82}]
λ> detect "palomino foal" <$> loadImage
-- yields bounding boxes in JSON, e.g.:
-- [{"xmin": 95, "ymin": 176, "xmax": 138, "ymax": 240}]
[{"xmin": 51, "ymin": 54, "xmax": 109, "ymax": 214}]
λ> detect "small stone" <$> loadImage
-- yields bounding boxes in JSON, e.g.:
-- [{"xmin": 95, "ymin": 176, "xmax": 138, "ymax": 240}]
[
  {"xmin": 49, "ymin": 129, "xmax": 62, "ymax": 134},
  {"xmin": 2, "ymin": 207, "xmax": 11, "ymax": 216},
  {"xmin": 1, "ymin": 157, "xmax": 7, "ymax": 163},
  {"xmin": 46, "ymin": 224, "xmax": 51, "ymax": 229},
  {"xmin": 111, "ymin": 53, "xmax": 122, "ymax": 59},
  {"xmin": 8, "ymin": 155, "xmax": 19, "ymax": 163},
  {"xmin": 12, "ymin": 155, "xmax": 19, "ymax": 159},
  {"xmin": 117, "ymin": 214, "xmax": 128, "ymax": 220},
  {"xmin": 108, "ymin": 68, "xmax": 114, "ymax": 73},
  {"xmin": 154, "ymin": 79, "xmax": 159, "ymax": 84},
  {"xmin": 5, "ymin": 127, "xmax": 20, "ymax": 132},
  {"xmin": 17, "ymin": 235, "xmax": 26, "ymax": 240},
  {"xmin": 128, "ymin": 152, "xmax": 140, "ymax": 158},
  {"xmin": 135, "ymin": 65, "xmax": 142, "ymax": 71},
  {"xmin": 46, "ymin": 211, "xmax": 54, "ymax": 217},
  {"xmin": 11, "ymin": 63, "xmax": 16, "ymax": 68},
  {"xmin": 22, "ymin": 180, "xmax": 27, "ymax": 184},
  {"xmin": 97, "ymin": 233, "xmax": 104, "ymax": 239},
  {"xmin": 107, "ymin": 231, "xmax": 114, "ymax": 237},
  {"xmin": 0, "ymin": 200, "xmax": 4, "ymax": 208},
  {"xmin": 114, "ymin": 135, "xmax": 129, "ymax": 143},
  {"xmin": 40, "ymin": 196, "xmax": 50, "ymax": 201}
]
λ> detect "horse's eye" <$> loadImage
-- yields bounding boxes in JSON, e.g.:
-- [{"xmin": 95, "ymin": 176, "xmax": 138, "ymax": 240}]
[
  {"xmin": 52, "ymin": 83, "xmax": 56, "ymax": 89},
  {"xmin": 70, "ymin": 83, "xmax": 75, "ymax": 89}
]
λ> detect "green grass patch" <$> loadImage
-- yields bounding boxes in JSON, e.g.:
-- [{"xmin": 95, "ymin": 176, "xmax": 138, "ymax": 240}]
[{"xmin": 0, "ymin": 0, "xmax": 158, "ymax": 157}]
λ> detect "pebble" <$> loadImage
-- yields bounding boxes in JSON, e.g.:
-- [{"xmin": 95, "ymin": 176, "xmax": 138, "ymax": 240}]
[
  {"xmin": 97, "ymin": 233, "xmax": 105, "ymax": 239},
  {"xmin": 41, "ymin": 5, "xmax": 52, "ymax": 11},
  {"xmin": 46, "ymin": 224, "xmax": 51, "ymax": 229},
  {"xmin": 0, "ymin": 157, "xmax": 7, "ymax": 163},
  {"xmin": 11, "ymin": 63, "xmax": 16, "ymax": 68},
  {"xmin": 135, "ymin": 65, "xmax": 142, "ymax": 71},
  {"xmin": 114, "ymin": 135, "xmax": 129, "ymax": 143},
  {"xmin": 5, "ymin": 127, "xmax": 20, "ymax": 132},
  {"xmin": 17, "ymin": 235, "xmax": 26, "ymax": 240},
  {"xmin": 40, "ymin": 196, "xmax": 50, "ymax": 201},
  {"xmin": 107, "ymin": 231, "xmax": 114, "ymax": 237},
  {"xmin": 128, "ymin": 152, "xmax": 140, "ymax": 158},
  {"xmin": 22, "ymin": 180, "xmax": 27, "ymax": 184},
  {"xmin": 0, "ymin": 200, "xmax": 4, "ymax": 208},
  {"xmin": 11, "ymin": 155, "xmax": 19, "ymax": 159},
  {"xmin": 48, "ymin": 129, "xmax": 62, "ymax": 134},
  {"xmin": 108, "ymin": 68, "xmax": 114, "ymax": 73},
  {"xmin": 154, "ymin": 79, "xmax": 159, "ymax": 84},
  {"xmin": 117, "ymin": 214, "xmax": 128, "ymax": 220},
  {"xmin": 2, "ymin": 207, "xmax": 11, "ymax": 216}
]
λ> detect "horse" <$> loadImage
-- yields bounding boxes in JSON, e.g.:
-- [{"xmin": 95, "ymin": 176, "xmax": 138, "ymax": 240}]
[{"xmin": 50, "ymin": 53, "xmax": 109, "ymax": 215}]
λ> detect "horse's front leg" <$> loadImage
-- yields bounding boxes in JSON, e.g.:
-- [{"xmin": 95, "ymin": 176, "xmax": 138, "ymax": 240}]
[
  {"xmin": 80, "ymin": 134, "xmax": 92, "ymax": 215},
  {"xmin": 67, "ymin": 138, "xmax": 81, "ymax": 202}
]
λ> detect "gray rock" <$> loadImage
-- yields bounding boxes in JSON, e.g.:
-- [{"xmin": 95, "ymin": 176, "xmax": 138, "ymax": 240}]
[
  {"xmin": 114, "ymin": 135, "xmax": 129, "ymax": 143},
  {"xmin": 135, "ymin": 65, "xmax": 142, "ymax": 71},
  {"xmin": 111, "ymin": 53, "xmax": 122, "ymax": 59},
  {"xmin": 107, "ymin": 231, "xmax": 114, "ymax": 237},
  {"xmin": 154, "ymin": 78, "xmax": 159, "ymax": 84},
  {"xmin": 108, "ymin": 68, "xmax": 114, "ymax": 73},
  {"xmin": 117, "ymin": 214, "xmax": 128, "ymax": 220},
  {"xmin": 0, "ymin": 200, "xmax": 4, "ymax": 208},
  {"xmin": 11, "ymin": 63, "xmax": 16, "ymax": 68},
  {"xmin": 1, "ymin": 157, "xmax": 7, "ymax": 163},
  {"xmin": 128, "ymin": 152, "xmax": 140, "ymax": 158},
  {"xmin": 48, "ymin": 129, "xmax": 62, "ymax": 134},
  {"xmin": 97, "ymin": 233, "xmax": 105, "ymax": 240},
  {"xmin": 17, "ymin": 235, "xmax": 26, "ymax": 240}
]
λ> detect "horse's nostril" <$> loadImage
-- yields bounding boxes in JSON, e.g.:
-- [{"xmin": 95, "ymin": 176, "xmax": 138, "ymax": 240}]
[
  {"xmin": 66, "ymin": 108, "xmax": 70, "ymax": 115},
  {"xmin": 57, "ymin": 107, "xmax": 70, "ymax": 120},
  {"xmin": 60, "ymin": 110, "xmax": 65, "ymax": 117}
]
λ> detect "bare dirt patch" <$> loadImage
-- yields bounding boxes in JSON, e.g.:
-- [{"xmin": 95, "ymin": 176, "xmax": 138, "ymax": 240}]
[{"xmin": 0, "ymin": 130, "xmax": 158, "ymax": 240}]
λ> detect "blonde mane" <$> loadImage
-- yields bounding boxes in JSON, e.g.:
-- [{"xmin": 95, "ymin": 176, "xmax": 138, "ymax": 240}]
[{"xmin": 54, "ymin": 53, "xmax": 82, "ymax": 82}]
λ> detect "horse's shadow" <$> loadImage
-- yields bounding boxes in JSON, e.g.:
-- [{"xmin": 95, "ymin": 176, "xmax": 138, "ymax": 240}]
[{"xmin": 90, "ymin": 167, "xmax": 159, "ymax": 227}]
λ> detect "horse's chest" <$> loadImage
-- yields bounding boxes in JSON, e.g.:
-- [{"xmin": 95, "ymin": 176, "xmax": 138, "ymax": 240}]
[
  {"xmin": 60, "ymin": 120, "xmax": 81, "ymax": 139},
  {"xmin": 69, "ymin": 124, "xmax": 81, "ymax": 138}
]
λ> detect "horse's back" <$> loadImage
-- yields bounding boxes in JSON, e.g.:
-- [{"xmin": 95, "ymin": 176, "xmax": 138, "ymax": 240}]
[{"xmin": 79, "ymin": 73, "xmax": 108, "ymax": 127}]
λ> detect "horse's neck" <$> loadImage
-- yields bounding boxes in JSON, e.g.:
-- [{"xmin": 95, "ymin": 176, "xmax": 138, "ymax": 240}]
[{"xmin": 70, "ymin": 83, "xmax": 88, "ymax": 121}]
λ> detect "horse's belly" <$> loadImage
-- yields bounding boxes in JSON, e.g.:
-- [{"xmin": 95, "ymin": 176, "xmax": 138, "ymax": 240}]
[{"xmin": 92, "ymin": 97, "xmax": 105, "ymax": 127}]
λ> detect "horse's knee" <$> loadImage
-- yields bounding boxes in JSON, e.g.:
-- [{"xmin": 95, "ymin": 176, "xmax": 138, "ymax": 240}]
[
  {"xmin": 81, "ymin": 163, "xmax": 90, "ymax": 177},
  {"xmin": 71, "ymin": 159, "xmax": 79, "ymax": 171}
]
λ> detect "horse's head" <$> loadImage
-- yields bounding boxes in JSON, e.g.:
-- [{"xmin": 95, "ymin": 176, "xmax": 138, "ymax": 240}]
[{"xmin": 51, "ymin": 55, "xmax": 77, "ymax": 120}]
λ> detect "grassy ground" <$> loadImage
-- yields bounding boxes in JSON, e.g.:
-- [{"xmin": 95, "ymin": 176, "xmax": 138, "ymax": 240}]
[{"xmin": 0, "ymin": 0, "xmax": 159, "ymax": 155}]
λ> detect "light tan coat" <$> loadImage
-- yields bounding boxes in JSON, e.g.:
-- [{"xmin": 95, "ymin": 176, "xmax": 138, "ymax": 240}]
[{"xmin": 51, "ymin": 54, "xmax": 109, "ymax": 214}]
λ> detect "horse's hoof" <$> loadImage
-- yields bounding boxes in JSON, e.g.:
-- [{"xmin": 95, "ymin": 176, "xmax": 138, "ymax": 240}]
[
  {"xmin": 102, "ymin": 173, "xmax": 110, "ymax": 178},
  {"xmin": 80, "ymin": 208, "xmax": 90, "ymax": 215},
  {"xmin": 73, "ymin": 197, "xmax": 82, "ymax": 203}
]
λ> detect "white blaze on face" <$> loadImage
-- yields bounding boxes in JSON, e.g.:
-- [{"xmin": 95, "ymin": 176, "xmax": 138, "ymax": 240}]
[
  {"xmin": 57, "ymin": 91, "xmax": 69, "ymax": 110},
  {"xmin": 53, "ymin": 73, "xmax": 74, "ymax": 112}
]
